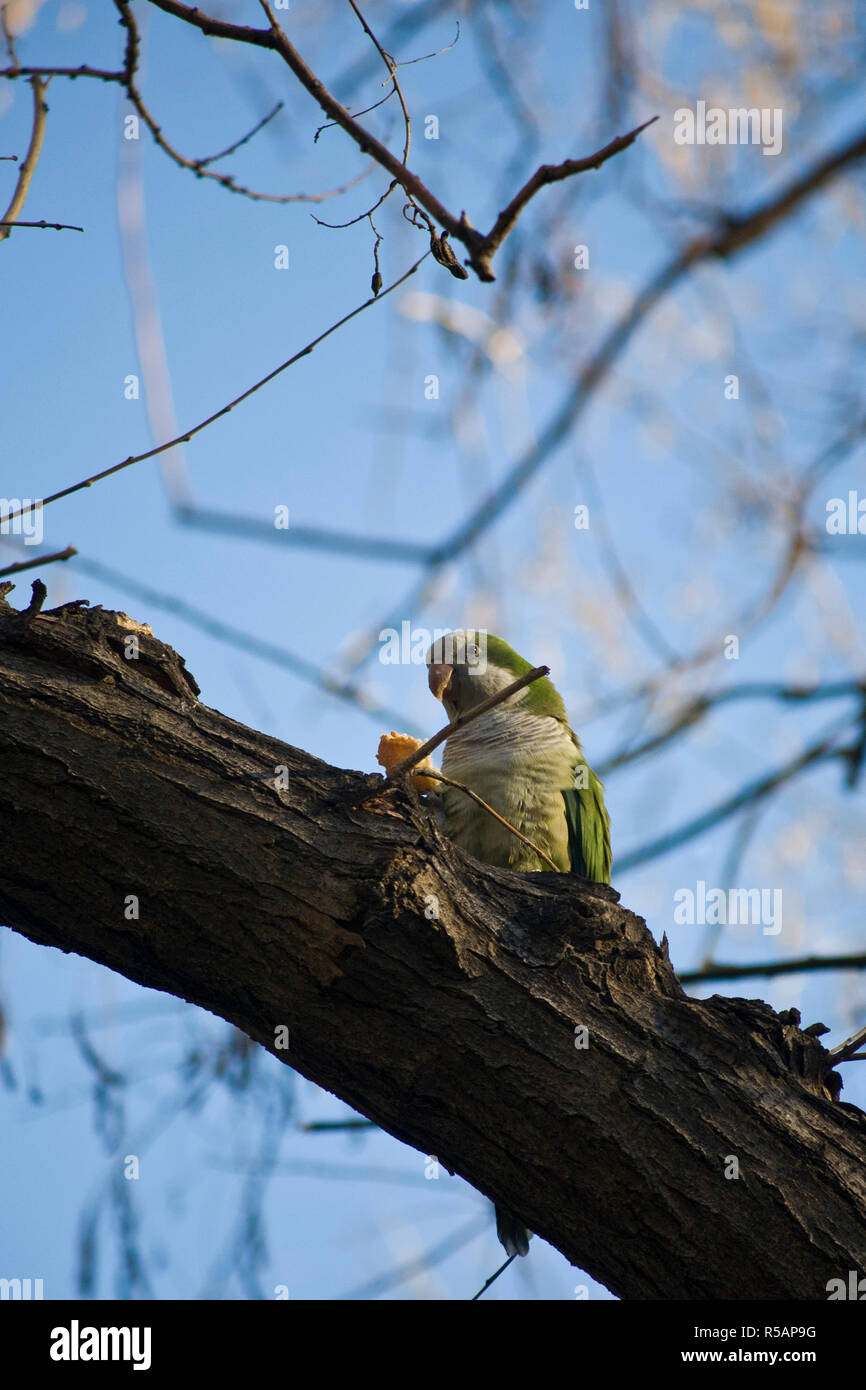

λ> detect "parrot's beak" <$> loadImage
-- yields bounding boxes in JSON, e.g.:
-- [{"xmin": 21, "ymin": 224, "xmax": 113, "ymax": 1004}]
[{"xmin": 427, "ymin": 663, "xmax": 453, "ymax": 702}]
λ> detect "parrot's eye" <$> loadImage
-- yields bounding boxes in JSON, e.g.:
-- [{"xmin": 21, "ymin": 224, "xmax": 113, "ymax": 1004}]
[{"xmin": 466, "ymin": 643, "xmax": 478, "ymax": 660}]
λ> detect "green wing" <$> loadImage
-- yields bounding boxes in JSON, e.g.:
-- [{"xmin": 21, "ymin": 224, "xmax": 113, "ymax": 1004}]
[{"xmin": 562, "ymin": 764, "xmax": 611, "ymax": 885}]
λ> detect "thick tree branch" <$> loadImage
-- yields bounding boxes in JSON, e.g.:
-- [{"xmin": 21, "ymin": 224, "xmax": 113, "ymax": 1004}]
[{"xmin": 1, "ymin": 592, "xmax": 865, "ymax": 1299}]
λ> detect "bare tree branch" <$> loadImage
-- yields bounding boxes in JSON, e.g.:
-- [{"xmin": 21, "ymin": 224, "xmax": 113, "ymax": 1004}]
[
  {"xmin": 193, "ymin": 99, "xmax": 284, "ymax": 167},
  {"xmin": 831, "ymin": 1027, "xmax": 866, "ymax": 1062},
  {"xmin": 0, "ymin": 19, "xmax": 372, "ymax": 207},
  {"xmin": 0, "ymin": 75, "xmax": 48, "ymax": 244},
  {"xmin": 147, "ymin": 0, "xmax": 655, "ymax": 281},
  {"xmin": 331, "ymin": 0, "xmax": 455, "ymax": 98},
  {"xmin": 680, "ymin": 954, "xmax": 866, "ymax": 986},
  {"xmin": 484, "ymin": 117, "xmax": 658, "ymax": 261},
  {"xmin": 0, "ymin": 218, "xmax": 83, "ymax": 231},
  {"xmin": 0, "ymin": 546, "xmax": 77, "ymax": 578},
  {"xmin": 114, "ymin": 0, "xmax": 370, "ymax": 206},
  {"xmin": 345, "ymin": 0, "xmax": 410, "ymax": 166},
  {"xmin": 0, "ymin": 65, "xmax": 123, "ymax": 82}
]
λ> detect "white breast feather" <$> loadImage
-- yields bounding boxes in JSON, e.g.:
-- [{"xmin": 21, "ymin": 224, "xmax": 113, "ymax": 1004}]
[{"xmin": 440, "ymin": 707, "xmax": 577, "ymax": 871}]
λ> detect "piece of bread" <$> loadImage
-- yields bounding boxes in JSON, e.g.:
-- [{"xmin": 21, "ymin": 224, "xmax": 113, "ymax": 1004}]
[{"xmin": 376, "ymin": 732, "xmax": 440, "ymax": 793}]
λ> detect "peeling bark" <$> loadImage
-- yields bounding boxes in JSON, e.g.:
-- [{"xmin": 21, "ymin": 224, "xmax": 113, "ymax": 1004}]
[{"xmin": 1, "ymin": 584, "xmax": 865, "ymax": 1299}]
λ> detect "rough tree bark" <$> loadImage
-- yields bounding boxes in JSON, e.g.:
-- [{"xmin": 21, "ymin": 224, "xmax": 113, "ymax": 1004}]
[{"xmin": 2, "ymin": 582, "xmax": 865, "ymax": 1299}]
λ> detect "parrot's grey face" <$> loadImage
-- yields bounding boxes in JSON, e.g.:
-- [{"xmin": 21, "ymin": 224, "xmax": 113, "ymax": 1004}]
[{"xmin": 426, "ymin": 630, "xmax": 514, "ymax": 719}]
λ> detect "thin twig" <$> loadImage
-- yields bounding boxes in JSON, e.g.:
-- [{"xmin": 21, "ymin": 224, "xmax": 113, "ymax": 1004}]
[
  {"xmin": 423, "ymin": 769, "xmax": 560, "ymax": 873},
  {"xmin": 113, "ymin": 1, "xmax": 367, "ymax": 205},
  {"xmin": 331, "ymin": 0, "xmax": 454, "ymax": 97},
  {"xmin": 315, "ymin": 88, "xmax": 393, "ymax": 143},
  {"xmin": 397, "ymin": 21, "xmax": 460, "ymax": 67},
  {"xmin": 680, "ymin": 953, "xmax": 866, "ymax": 986},
  {"xmin": 1, "ymin": 1, "xmax": 19, "ymax": 67},
  {"xmin": 388, "ymin": 664, "xmax": 550, "ymax": 777},
  {"xmin": 471, "ymin": 1251, "xmax": 518, "ymax": 1300},
  {"xmin": 0, "ymin": 219, "xmax": 83, "ymax": 231},
  {"xmin": 194, "ymin": 100, "xmax": 284, "ymax": 167},
  {"xmin": 0, "ymin": 76, "xmax": 48, "ymax": 244},
  {"xmin": 341, "ymin": 1216, "xmax": 489, "ymax": 1300},
  {"xmin": 830, "ymin": 1025, "xmax": 866, "ymax": 1062},
  {"xmin": 0, "ymin": 546, "xmax": 77, "ymax": 578},
  {"xmin": 1, "ymin": 251, "xmax": 429, "ymax": 527},
  {"xmin": 369, "ymin": 211, "xmax": 383, "ymax": 294},
  {"xmin": 346, "ymin": 0, "xmax": 410, "ymax": 165},
  {"xmin": 300, "ymin": 1118, "xmax": 375, "ymax": 1132},
  {"xmin": 0, "ymin": 64, "xmax": 123, "ymax": 81},
  {"xmin": 313, "ymin": 176, "xmax": 397, "ymax": 230},
  {"xmin": 295, "ymin": 0, "xmax": 411, "ymax": 234},
  {"xmin": 0, "ymin": 59, "xmax": 367, "ymax": 203}
]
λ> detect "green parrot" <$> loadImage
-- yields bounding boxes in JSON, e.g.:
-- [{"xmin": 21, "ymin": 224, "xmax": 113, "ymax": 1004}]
[{"xmin": 425, "ymin": 629, "xmax": 611, "ymax": 1258}]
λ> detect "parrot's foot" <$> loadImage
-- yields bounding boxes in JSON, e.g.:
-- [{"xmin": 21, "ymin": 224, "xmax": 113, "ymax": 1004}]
[{"xmin": 495, "ymin": 1204, "xmax": 531, "ymax": 1258}]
